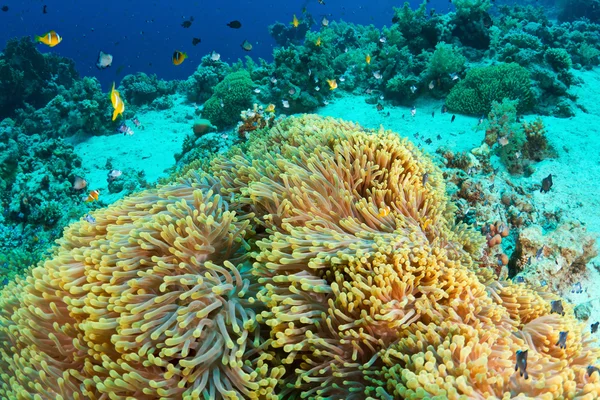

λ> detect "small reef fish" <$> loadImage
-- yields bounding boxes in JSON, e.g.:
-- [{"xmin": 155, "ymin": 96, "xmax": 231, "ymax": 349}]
[
  {"xmin": 315, "ymin": 86, "xmax": 320, "ymax": 91},
  {"xmin": 35, "ymin": 30, "xmax": 62, "ymax": 47},
  {"xmin": 540, "ymin": 174, "xmax": 553, "ymax": 193},
  {"xmin": 536, "ymin": 246, "xmax": 544, "ymax": 260},
  {"xmin": 572, "ymin": 282, "xmax": 583, "ymax": 294},
  {"xmin": 117, "ymin": 122, "xmax": 133, "ymax": 136},
  {"xmin": 192, "ymin": 37, "xmax": 201, "ymax": 46},
  {"xmin": 592, "ymin": 322, "xmax": 599, "ymax": 333},
  {"xmin": 515, "ymin": 350, "xmax": 528, "ymax": 379},
  {"xmin": 449, "ymin": 72, "xmax": 459, "ymax": 81},
  {"xmin": 515, "ymin": 276, "xmax": 525, "ymax": 283},
  {"xmin": 181, "ymin": 17, "xmax": 194, "ymax": 28},
  {"xmin": 428, "ymin": 80, "xmax": 435, "ymax": 89},
  {"xmin": 366, "ymin": 54, "xmax": 371, "ymax": 64},
  {"xmin": 379, "ymin": 95, "xmax": 384, "ymax": 100},
  {"xmin": 172, "ymin": 51, "xmax": 187, "ymax": 66},
  {"xmin": 241, "ymin": 40, "xmax": 253, "ymax": 51},
  {"xmin": 211, "ymin": 52, "xmax": 221, "ymax": 61},
  {"xmin": 410, "ymin": 85, "xmax": 417, "ymax": 94},
  {"xmin": 85, "ymin": 190, "xmax": 100, "ymax": 203},
  {"xmin": 550, "ymin": 300, "xmax": 564, "ymax": 316},
  {"xmin": 1, "ymin": 5, "xmax": 7, "ymax": 11},
  {"xmin": 432, "ymin": 111, "xmax": 435, "ymax": 118},
  {"xmin": 378, "ymin": 207, "xmax": 390, "ymax": 217},
  {"xmin": 442, "ymin": 104, "xmax": 448, "ymax": 114},
  {"xmin": 132, "ymin": 116, "xmax": 142, "ymax": 129},
  {"xmin": 96, "ymin": 51, "xmax": 113, "ymax": 69},
  {"xmin": 515, "ymin": 151, "xmax": 522, "ymax": 159},
  {"xmin": 588, "ymin": 366, "xmax": 600, "ymax": 377},
  {"xmin": 315, "ymin": 37, "xmax": 321, "ymax": 46},
  {"xmin": 379, "ymin": 36, "xmax": 387, "ymax": 43},
  {"xmin": 254, "ymin": 88, "xmax": 261, "ymax": 93},
  {"xmin": 411, "ymin": 106, "xmax": 416, "ymax": 117},
  {"xmin": 73, "ymin": 176, "xmax": 87, "ymax": 190},
  {"xmin": 339, "ymin": 76, "xmax": 345, "ymax": 82},
  {"xmin": 318, "ymin": 0, "xmax": 325, "ymax": 4},
  {"xmin": 478, "ymin": 115, "xmax": 485, "ymax": 125},
  {"xmin": 451, "ymin": 115, "xmax": 456, "ymax": 123},
  {"xmin": 308, "ymin": 69, "xmax": 312, "ymax": 76},
  {"xmin": 323, "ymin": 100, "xmax": 329, "ymax": 105},
  {"xmin": 265, "ymin": 104, "xmax": 275, "ymax": 113},
  {"xmin": 498, "ymin": 136, "xmax": 509, "ymax": 146},
  {"xmin": 282, "ymin": 99, "xmax": 290, "ymax": 108},
  {"xmin": 321, "ymin": 17, "xmax": 329, "ymax": 27},
  {"xmin": 376, "ymin": 103, "xmax": 384, "ymax": 111},
  {"xmin": 327, "ymin": 79, "xmax": 337, "ymax": 90},
  {"xmin": 373, "ymin": 71, "xmax": 382, "ymax": 80},
  {"xmin": 270, "ymin": 76, "xmax": 278, "ymax": 84},
  {"xmin": 110, "ymin": 82, "xmax": 125, "ymax": 121},
  {"xmin": 422, "ymin": 172, "xmax": 429, "ymax": 186},
  {"xmin": 226, "ymin": 20, "xmax": 242, "ymax": 29},
  {"xmin": 292, "ymin": 14, "xmax": 299, "ymax": 28},
  {"xmin": 83, "ymin": 214, "xmax": 96, "ymax": 224},
  {"xmin": 108, "ymin": 169, "xmax": 122, "ymax": 182},
  {"xmin": 556, "ymin": 331, "xmax": 568, "ymax": 349}
]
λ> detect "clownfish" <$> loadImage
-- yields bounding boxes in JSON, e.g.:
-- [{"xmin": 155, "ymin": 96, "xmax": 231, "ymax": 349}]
[
  {"xmin": 35, "ymin": 30, "xmax": 62, "ymax": 47},
  {"xmin": 85, "ymin": 190, "xmax": 100, "ymax": 202},
  {"xmin": 110, "ymin": 82, "xmax": 125, "ymax": 121},
  {"xmin": 172, "ymin": 50, "xmax": 187, "ymax": 66}
]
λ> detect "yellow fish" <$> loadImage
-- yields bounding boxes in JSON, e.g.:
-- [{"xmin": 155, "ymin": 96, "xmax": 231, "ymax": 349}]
[
  {"xmin": 110, "ymin": 82, "xmax": 125, "ymax": 121},
  {"xmin": 366, "ymin": 54, "xmax": 371, "ymax": 64},
  {"xmin": 327, "ymin": 79, "xmax": 337, "ymax": 90},
  {"xmin": 315, "ymin": 37, "xmax": 321, "ymax": 46},
  {"xmin": 292, "ymin": 14, "xmax": 299, "ymax": 28},
  {"xmin": 378, "ymin": 207, "xmax": 390, "ymax": 218},
  {"xmin": 172, "ymin": 50, "xmax": 187, "ymax": 65},
  {"xmin": 35, "ymin": 30, "xmax": 62, "ymax": 47},
  {"xmin": 265, "ymin": 103, "xmax": 275, "ymax": 113}
]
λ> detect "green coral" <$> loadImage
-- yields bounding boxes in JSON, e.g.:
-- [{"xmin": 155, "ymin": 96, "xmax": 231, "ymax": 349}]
[
  {"xmin": 426, "ymin": 42, "xmax": 466, "ymax": 78},
  {"xmin": 545, "ymin": 48, "xmax": 572, "ymax": 71},
  {"xmin": 179, "ymin": 54, "xmax": 230, "ymax": 103},
  {"xmin": 201, "ymin": 70, "xmax": 254, "ymax": 128},
  {"xmin": 446, "ymin": 63, "xmax": 534, "ymax": 115}
]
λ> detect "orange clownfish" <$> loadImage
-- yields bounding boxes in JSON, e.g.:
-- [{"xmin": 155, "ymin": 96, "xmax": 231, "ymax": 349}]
[
  {"xmin": 172, "ymin": 50, "xmax": 188, "ymax": 66},
  {"xmin": 327, "ymin": 79, "xmax": 337, "ymax": 90},
  {"xmin": 377, "ymin": 207, "xmax": 390, "ymax": 218},
  {"xmin": 366, "ymin": 54, "xmax": 371, "ymax": 64},
  {"xmin": 292, "ymin": 14, "xmax": 299, "ymax": 28},
  {"xmin": 35, "ymin": 30, "xmax": 62, "ymax": 47},
  {"xmin": 265, "ymin": 103, "xmax": 275, "ymax": 113},
  {"xmin": 315, "ymin": 37, "xmax": 321, "ymax": 46},
  {"xmin": 110, "ymin": 82, "xmax": 125, "ymax": 121},
  {"xmin": 85, "ymin": 190, "xmax": 100, "ymax": 202}
]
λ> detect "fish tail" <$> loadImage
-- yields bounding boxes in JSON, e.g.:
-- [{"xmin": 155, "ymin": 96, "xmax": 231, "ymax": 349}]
[
  {"xmin": 112, "ymin": 108, "xmax": 120, "ymax": 121},
  {"xmin": 34, "ymin": 35, "xmax": 42, "ymax": 43}
]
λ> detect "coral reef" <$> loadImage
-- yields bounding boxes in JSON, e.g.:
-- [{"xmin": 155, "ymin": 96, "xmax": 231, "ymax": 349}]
[
  {"xmin": 0, "ymin": 115, "xmax": 598, "ymax": 399},
  {"xmin": 446, "ymin": 63, "xmax": 534, "ymax": 115},
  {"xmin": 179, "ymin": 54, "xmax": 230, "ymax": 103},
  {"xmin": 201, "ymin": 70, "xmax": 254, "ymax": 128},
  {"xmin": 120, "ymin": 72, "xmax": 178, "ymax": 107}
]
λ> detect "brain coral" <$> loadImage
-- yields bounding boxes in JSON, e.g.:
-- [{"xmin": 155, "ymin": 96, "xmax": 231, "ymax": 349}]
[{"xmin": 0, "ymin": 115, "xmax": 599, "ymax": 400}]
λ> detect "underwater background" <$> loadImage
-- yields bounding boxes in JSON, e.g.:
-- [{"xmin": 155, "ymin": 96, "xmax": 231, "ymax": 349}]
[{"xmin": 1, "ymin": 0, "xmax": 600, "ymax": 398}]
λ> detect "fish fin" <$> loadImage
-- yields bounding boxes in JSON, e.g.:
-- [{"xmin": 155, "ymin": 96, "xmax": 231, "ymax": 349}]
[
  {"xmin": 112, "ymin": 108, "xmax": 120, "ymax": 121},
  {"xmin": 34, "ymin": 35, "xmax": 42, "ymax": 43}
]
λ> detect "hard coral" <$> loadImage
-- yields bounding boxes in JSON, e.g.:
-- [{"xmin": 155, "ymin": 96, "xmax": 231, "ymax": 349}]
[
  {"xmin": 202, "ymin": 70, "xmax": 254, "ymax": 128},
  {"xmin": 0, "ymin": 115, "xmax": 599, "ymax": 399},
  {"xmin": 446, "ymin": 63, "xmax": 534, "ymax": 115}
]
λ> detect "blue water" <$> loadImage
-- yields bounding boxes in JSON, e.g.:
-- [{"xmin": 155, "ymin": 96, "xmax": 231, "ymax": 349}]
[{"xmin": 0, "ymin": 0, "xmax": 442, "ymax": 89}]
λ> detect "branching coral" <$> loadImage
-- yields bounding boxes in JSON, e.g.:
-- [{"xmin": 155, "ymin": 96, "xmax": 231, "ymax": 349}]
[{"xmin": 0, "ymin": 115, "xmax": 598, "ymax": 400}]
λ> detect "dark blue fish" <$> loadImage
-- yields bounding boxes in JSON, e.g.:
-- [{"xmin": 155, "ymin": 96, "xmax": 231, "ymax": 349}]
[
  {"xmin": 84, "ymin": 214, "xmax": 96, "ymax": 224},
  {"xmin": 536, "ymin": 246, "xmax": 544, "ymax": 260},
  {"xmin": 550, "ymin": 300, "xmax": 564, "ymax": 316},
  {"xmin": 591, "ymin": 322, "xmax": 598, "ymax": 334},
  {"xmin": 572, "ymin": 282, "xmax": 583, "ymax": 294},
  {"xmin": 556, "ymin": 331, "xmax": 568, "ymax": 349},
  {"xmin": 515, "ymin": 276, "xmax": 525, "ymax": 283},
  {"xmin": 515, "ymin": 349, "xmax": 528, "ymax": 379}
]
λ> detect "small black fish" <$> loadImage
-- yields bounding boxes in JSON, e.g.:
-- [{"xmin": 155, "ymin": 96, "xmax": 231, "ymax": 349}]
[
  {"xmin": 425, "ymin": 138, "xmax": 432, "ymax": 145},
  {"xmin": 432, "ymin": 111, "xmax": 435, "ymax": 117},
  {"xmin": 515, "ymin": 350, "xmax": 528, "ymax": 379},
  {"xmin": 588, "ymin": 365, "xmax": 600, "ymax": 377},
  {"xmin": 591, "ymin": 322, "xmax": 599, "ymax": 334},
  {"xmin": 442, "ymin": 105, "xmax": 447, "ymax": 114},
  {"xmin": 43, "ymin": 5, "xmax": 47, "ymax": 14},
  {"xmin": 227, "ymin": 20, "xmax": 242, "ymax": 29},
  {"xmin": 451, "ymin": 114, "xmax": 456, "ymax": 123},
  {"xmin": 572, "ymin": 282, "xmax": 583, "ymax": 294},
  {"xmin": 181, "ymin": 16, "xmax": 194, "ymax": 28},
  {"xmin": 540, "ymin": 174, "xmax": 553, "ymax": 193},
  {"xmin": 192, "ymin": 37, "xmax": 201, "ymax": 46},
  {"xmin": 550, "ymin": 300, "xmax": 564, "ymax": 316},
  {"xmin": 436, "ymin": 134, "xmax": 441, "ymax": 140},
  {"xmin": 377, "ymin": 103, "xmax": 384, "ymax": 111},
  {"xmin": 392, "ymin": 15, "xmax": 399, "ymax": 24},
  {"xmin": 1, "ymin": 5, "xmax": 8, "ymax": 11},
  {"xmin": 422, "ymin": 172, "xmax": 429, "ymax": 186},
  {"xmin": 556, "ymin": 331, "xmax": 568, "ymax": 349}
]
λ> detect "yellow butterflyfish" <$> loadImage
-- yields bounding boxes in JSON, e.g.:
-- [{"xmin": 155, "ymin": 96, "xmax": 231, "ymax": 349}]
[
  {"xmin": 110, "ymin": 82, "xmax": 125, "ymax": 121},
  {"xmin": 366, "ymin": 54, "xmax": 371, "ymax": 64},
  {"xmin": 292, "ymin": 14, "xmax": 299, "ymax": 28}
]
